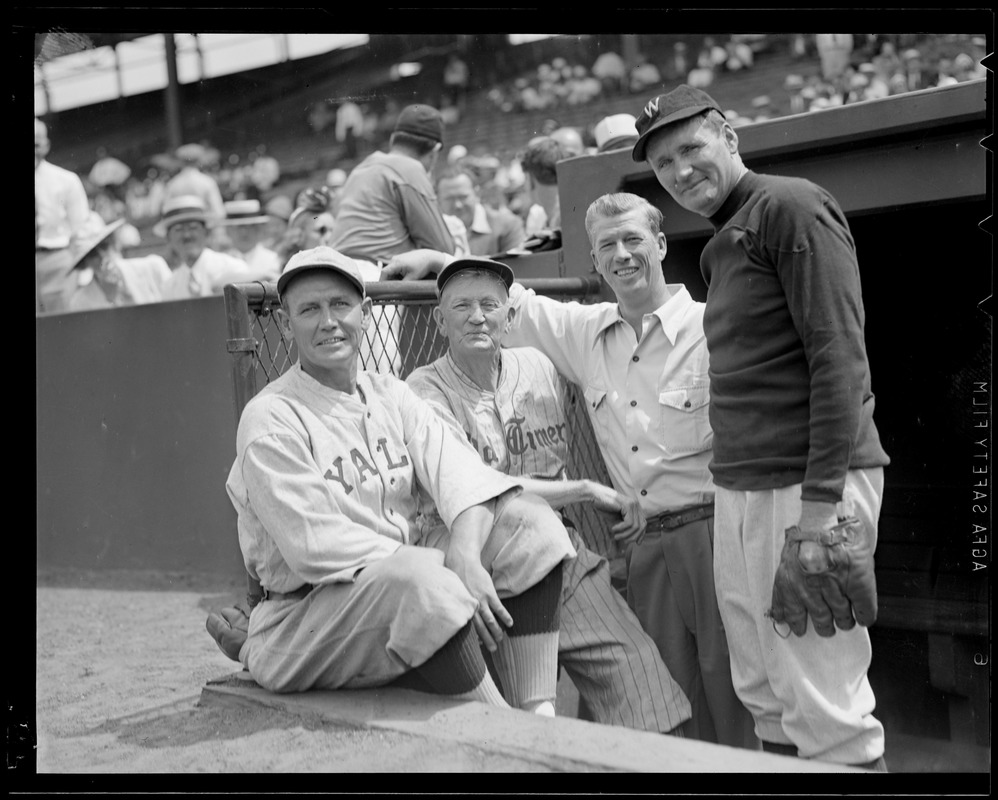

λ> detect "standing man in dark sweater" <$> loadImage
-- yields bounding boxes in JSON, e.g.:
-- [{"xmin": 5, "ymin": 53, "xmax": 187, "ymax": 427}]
[{"xmin": 632, "ymin": 85, "xmax": 891, "ymax": 770}]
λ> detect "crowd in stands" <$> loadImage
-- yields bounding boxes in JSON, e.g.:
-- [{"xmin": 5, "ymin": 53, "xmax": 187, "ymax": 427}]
[
  {"xmin": 36, "ymin": 32, "xmax": 986, "ymax": 316},
  {"xmin": 777, "ymin": 33, "xmax": 988, "ymax": 119}
]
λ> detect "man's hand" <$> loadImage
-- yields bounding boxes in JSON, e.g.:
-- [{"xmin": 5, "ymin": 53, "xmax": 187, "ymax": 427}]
[
  {"xmin": 589, "ymin": 481, "xmax": 647, "ymax": 546},
  {"xmin": 445, "ymin": 544, "xmax": 513, "ymax": 652},
  {"xmin": 381, "ymin": 249, "xmax": 450, "ymax": 281}
]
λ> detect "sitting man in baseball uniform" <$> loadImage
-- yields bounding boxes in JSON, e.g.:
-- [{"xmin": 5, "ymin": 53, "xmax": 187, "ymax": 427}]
[
  {"xmin": 405, "ymin": 256, "xmax": 692, "ymax": 735},
  {"xmin": 223, "ymin": 246, "xmax": 576, "ymax": 715}
]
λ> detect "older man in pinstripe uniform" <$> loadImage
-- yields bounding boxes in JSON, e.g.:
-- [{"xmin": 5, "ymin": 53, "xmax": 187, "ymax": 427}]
[{"xmin": 406, "ymin": 256, "xmax": 692, "ymax": 735}]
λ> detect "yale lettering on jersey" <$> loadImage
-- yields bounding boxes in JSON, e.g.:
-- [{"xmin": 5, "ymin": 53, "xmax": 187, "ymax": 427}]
[{"xmin": 324, "ymin": 444, "xmax": 408, "ymax": 495}]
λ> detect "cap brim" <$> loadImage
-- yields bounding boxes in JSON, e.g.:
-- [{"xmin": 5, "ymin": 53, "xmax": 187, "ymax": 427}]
[
  {"xmin": 436, "ymin": 258, "xmax": 514, "ymax": 295},
  {"xmin": 631, "ymin": 103, "xmax": 720, "ymax": 162},
  {"xmin": 153, "ymin": 212, "xmax": 210, "ymax": 238},
  {"xmin": 71, "ymin": 219, "xmax": 126, "ymax": 269},
  {"xmin": 222, "ymin": 216, "xmax": 270, "ymax": 226},
  {"xmin": 598, "ymin": 135, "xmax": 639, "ymax": 153}
]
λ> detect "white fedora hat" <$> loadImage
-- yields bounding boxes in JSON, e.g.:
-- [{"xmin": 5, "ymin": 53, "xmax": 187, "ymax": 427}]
[{"xmin": 222, "ymin": 199, "xmax": 270, "ymax": 226}]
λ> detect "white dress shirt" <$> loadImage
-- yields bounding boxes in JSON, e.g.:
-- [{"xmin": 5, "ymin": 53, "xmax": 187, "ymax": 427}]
[{"xmin": 504, "ymin": 282, "xmax": 714, "ymax": 516}]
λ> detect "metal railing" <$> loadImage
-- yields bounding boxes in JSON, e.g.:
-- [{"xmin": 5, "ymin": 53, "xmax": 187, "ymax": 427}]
[{"xmin": 224, "ymin": 277, "xmax": 620, "ymax": 559}]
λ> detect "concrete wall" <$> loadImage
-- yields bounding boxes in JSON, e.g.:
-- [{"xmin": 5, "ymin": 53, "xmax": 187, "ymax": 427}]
[{"xmin": 37, "ymin": 295, "xmax": 245, "ymax": 577}]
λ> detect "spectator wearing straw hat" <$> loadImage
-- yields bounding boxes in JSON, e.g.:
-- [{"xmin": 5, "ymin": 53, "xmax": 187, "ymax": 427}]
[
  {"xmin": 156, "ymin": 195, "xmax": 256, "ymax": 300},
  {"xmin": 221, "ymin": 199, "xmax": 282, "ymax": 280},
  {"xmin": 162, "ymin": 143, "xmax": 226, "ymax": 228},
  {"xmin": 593, "ymin": 113, "xmax": 640, "ymax": 154},
  {"xmin": 328, "ymin": 104, "xmax": 456, "ymax": 265},
  {"xmin": 64, "ymin": 212, "xmax": 172, "ymax": 312}
]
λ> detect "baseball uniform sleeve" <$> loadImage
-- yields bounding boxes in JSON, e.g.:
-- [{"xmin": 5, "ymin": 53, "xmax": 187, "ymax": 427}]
[
  {"xmin": 394, "ymin": 380, "xmax": 518, "ymax": 529},
  {"xmin": 405, "ymin": 369, "xmax": 470, "ymax": 441},
  {"xmin": 239, "ymin": 431, "xmax": 402, "ymax": 584}
]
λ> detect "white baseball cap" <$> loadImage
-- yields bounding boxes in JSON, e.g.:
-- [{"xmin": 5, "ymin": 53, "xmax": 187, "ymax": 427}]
[{"xmin": 277, "ymin": 246, "xmax": 366, "ymax": 299}]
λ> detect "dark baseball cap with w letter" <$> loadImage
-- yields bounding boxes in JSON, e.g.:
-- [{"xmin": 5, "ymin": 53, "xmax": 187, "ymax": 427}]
[{"xmin": 631, "ymin": 85, "xmax": 724, "ymax": 162}]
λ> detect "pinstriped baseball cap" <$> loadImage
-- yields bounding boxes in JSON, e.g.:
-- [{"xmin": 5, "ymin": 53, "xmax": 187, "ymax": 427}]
[{"xmin": 278, "ymin": 246, "xmax": 366, "ymax": 299}]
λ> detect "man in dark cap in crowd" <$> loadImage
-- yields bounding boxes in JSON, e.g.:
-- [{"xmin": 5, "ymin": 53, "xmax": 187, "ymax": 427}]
[
  {"xmin": 632, "ymin": 84, "xmax": 890, "ymax": 770},
  {"xmin": 328, "ymin": 104, "xmax": 456, "ymax": 265}
]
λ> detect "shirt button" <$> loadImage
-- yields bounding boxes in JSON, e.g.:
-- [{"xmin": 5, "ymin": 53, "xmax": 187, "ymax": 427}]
[
  {"xmin": 632, "ymin": 356, "xmax": 639, "ymax": 362},
  {"xmin": 630, "ymin": 400, "xmax": 637, "ymax": 407},
  {"xmin": 390, "ymin": 477, "xmax": 396, "ymax": 484},
  {"xmin": 640, "ymin": 489, "xmax": 648, "ymax": 496},
  {"xmin": 683, "ymin": 400, "xmax": 691, "ymax": 408},
  {"xmin": 631, "ymin": 445, "xmax": 638, "ymax": 452}
]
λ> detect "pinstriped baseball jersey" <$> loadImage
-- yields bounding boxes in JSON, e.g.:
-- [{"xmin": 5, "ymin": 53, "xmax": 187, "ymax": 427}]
[
  {"xmin": 407, "ymin": 347, "xmax": 693, "ymax": 732},
  {"xmin": 407, "ymin": 347, "xmax": 570, "ymax": 481}
]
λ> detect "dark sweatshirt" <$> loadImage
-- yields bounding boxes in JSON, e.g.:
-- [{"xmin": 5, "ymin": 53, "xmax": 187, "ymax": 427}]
[{"xmin": 701, "ymin": 170, "xmax": 889, "ymax": 504}]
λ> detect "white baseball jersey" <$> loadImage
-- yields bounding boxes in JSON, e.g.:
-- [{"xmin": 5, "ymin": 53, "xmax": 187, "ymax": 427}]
[{"xmin": 226, "ymin": 363, "xmax": 519, "ymax": 595}]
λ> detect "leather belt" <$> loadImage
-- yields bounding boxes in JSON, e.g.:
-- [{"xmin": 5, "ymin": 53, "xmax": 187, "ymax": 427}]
[
  {"xmin": 262, "ymin": 583, "xmax": 314, "ymax": 602},
  {"xmin": 644, "ymin": 502, "xmax": 714, "ymax": 532}
]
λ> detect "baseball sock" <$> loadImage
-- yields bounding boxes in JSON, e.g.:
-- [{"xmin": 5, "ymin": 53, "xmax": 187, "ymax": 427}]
[
  {"xmin": 761, "ymin": 741, "xmax": 798, "ymax": 757},
  {"xmin": 490, "ymin": 562, "xmax": 563, "ymax": 714},
  {"xmin": 401, "ymin": 620, "xmax": 510, "ymax": 707},
  {"xmin": 856, "ymin": 755, "xmax": 888, "ymax": 772}
]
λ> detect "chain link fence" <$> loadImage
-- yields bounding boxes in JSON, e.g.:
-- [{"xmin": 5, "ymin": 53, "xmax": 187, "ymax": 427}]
[{"xmin": 224, "ymin": 278, "xmax": 619, "ymax": 560}]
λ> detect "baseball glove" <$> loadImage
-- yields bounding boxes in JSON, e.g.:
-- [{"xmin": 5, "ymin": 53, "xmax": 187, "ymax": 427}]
[
  {"xmin": 767, "ymin": 516, "xmax": 877, "ymax": 638},
  {"xmin": 205, "ymin": 599, "xmax": 252, "ymax": 662}
]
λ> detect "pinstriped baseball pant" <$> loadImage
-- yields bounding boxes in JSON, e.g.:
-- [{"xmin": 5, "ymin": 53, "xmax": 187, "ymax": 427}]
[{"xmin": 555, "ymin": 528, "xmax": 692, "ymax": 733}]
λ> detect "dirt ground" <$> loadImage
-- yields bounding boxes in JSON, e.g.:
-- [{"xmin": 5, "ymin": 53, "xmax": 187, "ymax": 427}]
[
  {"xmin": 27, "ymin": 568, "xmax": 568, "ymax": 780},
  {"xmin": 23, "ymin": 568, "xmax": 990, "ymax": 789}
]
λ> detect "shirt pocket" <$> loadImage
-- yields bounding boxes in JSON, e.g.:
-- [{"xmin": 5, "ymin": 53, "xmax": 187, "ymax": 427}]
[
  {"xmin": 657, "ymin": 382, "xmax": 712, "ymax": 459},
  {"xmin": 583, "ymin": 385, "xmax": 611, "ymax": 450}
]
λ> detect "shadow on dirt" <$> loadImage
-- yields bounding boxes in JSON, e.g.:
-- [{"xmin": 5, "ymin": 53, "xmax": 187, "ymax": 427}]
[{"xmin": 85, "ymin": 697, "xmax": 338, "ymax": 750}]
